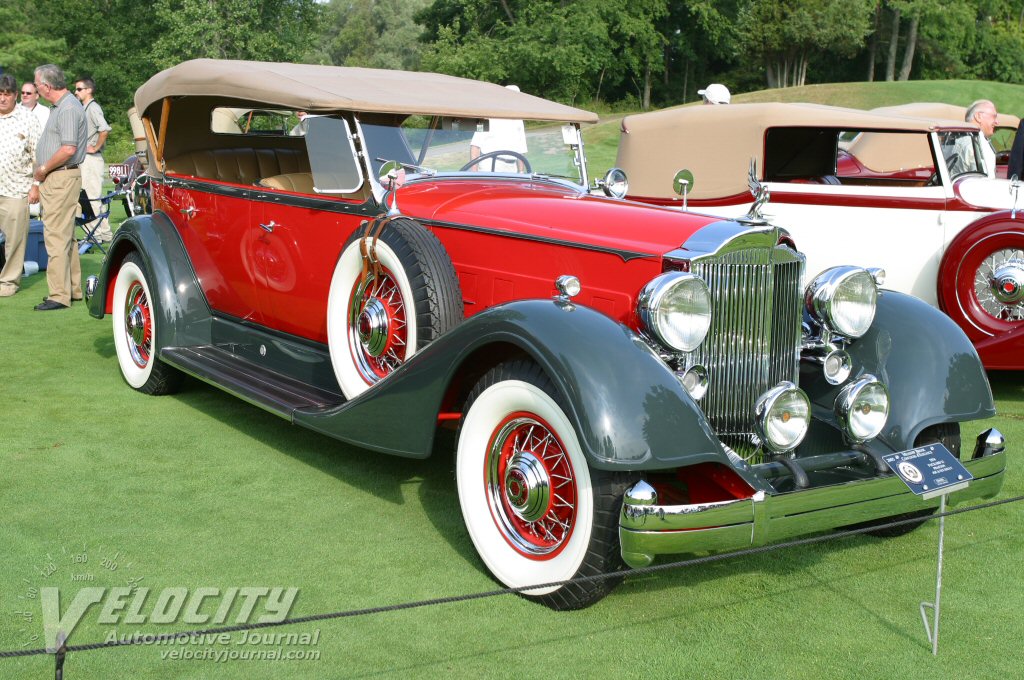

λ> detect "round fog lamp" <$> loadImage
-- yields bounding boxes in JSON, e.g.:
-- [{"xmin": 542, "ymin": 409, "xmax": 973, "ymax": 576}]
[
  {"xmin": 823, "ymin": 348, "xmax": 852, "ymax": 385},
  {"xmin": 835, "ymin": 375, "xmax": 889, "ymax": 443},
  {"xmin": 754, "ymin": 382, "xmax": 810, "ymax": 453},
  {"xmin": 676, "ymin": 364, "xmax": 709, "ymax": 401}
]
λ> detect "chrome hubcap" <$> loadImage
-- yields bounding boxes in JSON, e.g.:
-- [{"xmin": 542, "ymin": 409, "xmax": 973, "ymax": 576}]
[
  {"xmin": 486, "ymin": 415, "xmax": 577, "ymax": 557},
  {"xmin": 975, "ymin": 249, "xmax": 1024, "ymax": 321},
  {"xmin": 123, "ymin": 282, "xmax": 151, "ymax": 369},
  {"xmin": 503, "ymin": 451, "xmax": 551, "ymax": 523},
  {"xmin": 357, "ymin": 298, "xmax": 389, "ymax": 357},
  {"xmin": 348, "ymin": 271, "xmax": 408, "ymax": 385}
]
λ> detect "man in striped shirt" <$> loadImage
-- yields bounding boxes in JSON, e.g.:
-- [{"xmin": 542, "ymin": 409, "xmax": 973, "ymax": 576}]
[{"xmin": 30, "ymin": 64, "xmax": 87, "ymax": 311}]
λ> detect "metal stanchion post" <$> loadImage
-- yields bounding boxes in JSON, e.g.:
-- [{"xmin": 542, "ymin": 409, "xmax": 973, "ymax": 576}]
[{"xmin": 920, "ymin": 493, "xmax": 947, "ymax": 656}]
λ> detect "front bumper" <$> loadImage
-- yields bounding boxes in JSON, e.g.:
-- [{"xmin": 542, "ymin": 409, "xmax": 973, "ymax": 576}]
[{"xmin": 619, "ymin": 428, "xmax": 1006, "ymax": 568}]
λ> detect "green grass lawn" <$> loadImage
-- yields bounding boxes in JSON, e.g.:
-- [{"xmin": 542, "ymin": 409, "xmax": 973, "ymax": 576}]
[{"xmin": 1, "ymin": 143, "xmax": 1022, "ymax": 679}]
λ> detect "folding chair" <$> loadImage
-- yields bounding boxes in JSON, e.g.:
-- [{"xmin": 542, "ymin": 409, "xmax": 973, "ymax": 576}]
[{"xmin": 76, "ymin": 188, "xmax": 118, "ymax": 255}]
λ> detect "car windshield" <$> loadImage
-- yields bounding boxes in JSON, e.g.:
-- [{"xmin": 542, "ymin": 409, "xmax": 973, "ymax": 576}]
[
  {"xmin": 359, "ymin": 116, "xmax": 585, "ymax": 185},
  {"xmin": 938, "ymin": 131, "xmax": 987, "ymax": 179}
]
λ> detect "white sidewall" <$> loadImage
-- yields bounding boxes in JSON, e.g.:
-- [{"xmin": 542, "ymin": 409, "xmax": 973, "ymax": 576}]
[
  {"xmin": 112, "ymin": 260, "xmax": 155, "ymax": 389},
  {"xmin": 327, "ymin": 238, "xmax": 419, "ymax": 399},
  {"xmin": 456, "ymin": 380, "xmax": 593, "ymax": 595}
]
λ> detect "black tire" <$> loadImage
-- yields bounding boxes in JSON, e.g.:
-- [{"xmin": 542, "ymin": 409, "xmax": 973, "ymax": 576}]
[
  {"xmin": 327, "ymin": 218, "xmax": 463, "ymax": 399},
  {"xmin": 862, "ymin": 423, "xmax": 961, "ymax": 538},
  {"xmin": 455, "ymin": 359, "xmax": 636, "ymax": 610},
  {"xmin": 111, "ymin": 252, "xmax": 183, "ymax": 395}
]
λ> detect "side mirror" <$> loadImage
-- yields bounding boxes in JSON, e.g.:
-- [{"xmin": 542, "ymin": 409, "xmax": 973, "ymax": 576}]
[
  {"xmin": 673, "ymin": 169, "xmax": 695, "ymax": 210},
  {"xmin": 598, "ymin": 168, "xmax": 628, "ymax": 199},
  {"xmin": 377, "ymin": 160, "xmax": 405, "ymax": 191}
]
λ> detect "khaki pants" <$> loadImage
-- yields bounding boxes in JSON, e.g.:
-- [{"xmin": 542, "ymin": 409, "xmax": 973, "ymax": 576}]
[
  {"xmin": 81, "ymin": 153, "xmax": 111, "ymax": 241},
  {"xmin": 0, "ymin": 195, "xmax": 29, "ymax": 294},
  {"xmin": 40, "ymin": 169, "xmax": 82, "ymax": 306}
]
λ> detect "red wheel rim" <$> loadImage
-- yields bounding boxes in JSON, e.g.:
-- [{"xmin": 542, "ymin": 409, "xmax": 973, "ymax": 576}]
[
  {"xmin": 954, "ymin": 234, "xmax": 1024, "ymax": 337},
  {"xmin": 485, "ymin": 412, "xmax": 577, "ymax": 559},
  {"xmin": 123, "ymin": 281, "xmax": 152, "ymax": 369},
  {"xmin": 348, "ymin": 269, "xmax": 408, "ymax": 384}
]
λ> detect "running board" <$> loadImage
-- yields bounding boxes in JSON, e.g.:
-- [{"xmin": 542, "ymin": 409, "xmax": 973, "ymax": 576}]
[{"xmin": 161, "ymin": 346, "xmax": 344, "ymax": 418}]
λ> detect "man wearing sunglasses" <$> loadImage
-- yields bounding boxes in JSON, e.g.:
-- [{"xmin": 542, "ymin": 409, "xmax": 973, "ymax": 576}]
[
  {"xmin": 74, "ymin": 77, "xmax": 112, "ymax": 244},
  {"xmin": 19, "ymin": 83, "xmax": 50, "ymax": 127}
]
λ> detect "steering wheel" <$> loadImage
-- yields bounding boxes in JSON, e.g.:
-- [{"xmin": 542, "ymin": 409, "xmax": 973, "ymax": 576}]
[{"xmin": 460, "ymin": 150, "xmax": 532, "ymax": 173}]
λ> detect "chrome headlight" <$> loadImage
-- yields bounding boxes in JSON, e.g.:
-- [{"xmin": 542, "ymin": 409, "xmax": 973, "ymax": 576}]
[
  {"xmin": 835, "ymin": 375, "xmax": 889, "ymax": 443},
  {"xmin": 638, "ymin": 272, "xmax": 712, "ymax": 352},
  {"xmin": 754, "ymin": 382, "xmax": 811, "ymax": 453},
  {"xmin": 805, "ymin": 266, "xmax": 878, "ymax": 338}
]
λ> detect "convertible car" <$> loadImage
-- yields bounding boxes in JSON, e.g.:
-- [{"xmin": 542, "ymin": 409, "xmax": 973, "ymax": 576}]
[
  {"xmin": 617, "ymin": 102, "xmax": 1024, "ymax": 369},
  {"xmin": 86, "ymin": 62, "xmax": 1005, "ymax": 609}
]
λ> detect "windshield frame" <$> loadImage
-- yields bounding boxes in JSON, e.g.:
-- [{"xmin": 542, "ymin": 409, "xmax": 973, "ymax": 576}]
[{"xmin": 353, "ymin": 114, "xmax": 591, "ymax": 202}]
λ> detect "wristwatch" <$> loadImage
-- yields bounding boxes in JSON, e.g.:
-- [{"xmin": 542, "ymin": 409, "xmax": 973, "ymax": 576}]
[{"xmin": 32, "ymin": 180, "xmax": 41, "ymax": 187}]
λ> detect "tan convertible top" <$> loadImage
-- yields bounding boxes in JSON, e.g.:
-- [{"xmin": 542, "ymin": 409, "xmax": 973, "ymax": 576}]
[
  {"xmin": 618, "ymin": 102, "xmax": 975, "ymax": 199},
  {"xmin": 871, "ymin": 102, "xmax": 1021, "ymax": 130},
  {"xmin": 135, "ymin": 59, "xmax": 598, "ymax": 123}
]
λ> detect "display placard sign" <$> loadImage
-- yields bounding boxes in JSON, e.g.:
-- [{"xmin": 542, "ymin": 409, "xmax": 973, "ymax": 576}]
[{"xmin": 883, "ymin": 444, "xmax": 972, "ymax": 499}]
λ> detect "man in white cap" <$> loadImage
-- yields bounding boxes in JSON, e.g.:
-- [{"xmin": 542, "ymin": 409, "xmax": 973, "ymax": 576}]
[{"xmin": 698, "ymin": 83, "xmax": 731, "ymax": 105}]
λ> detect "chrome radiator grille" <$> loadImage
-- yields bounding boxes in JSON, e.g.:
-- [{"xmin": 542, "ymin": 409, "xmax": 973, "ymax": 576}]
[{"xmin": 690, "ymin": 246, "xmax": 804, "ymax": 436}]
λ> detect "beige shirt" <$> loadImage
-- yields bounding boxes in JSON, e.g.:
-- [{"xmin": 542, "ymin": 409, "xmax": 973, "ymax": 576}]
[{"xmin": 0, "ymin": 105, "xmax": 42, "ymax": 198}]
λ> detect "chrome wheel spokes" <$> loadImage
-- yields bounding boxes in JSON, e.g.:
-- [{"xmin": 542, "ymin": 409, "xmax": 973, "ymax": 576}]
[{"xmin": 974, "ymin": 248, "xmax": 1024, "ymax": 321}]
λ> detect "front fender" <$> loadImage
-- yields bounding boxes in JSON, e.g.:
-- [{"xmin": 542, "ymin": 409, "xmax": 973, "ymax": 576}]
[
  {"xmin": 294, "ymin": 299, "xmax": 733, "ymax": 472},
  {"xmin": 804, "ymin": 291, "xmax": 994, "ymax": 450},
  {"xmin": 87, "ymin": 210, "xmax": 212, "ymax": 348}
]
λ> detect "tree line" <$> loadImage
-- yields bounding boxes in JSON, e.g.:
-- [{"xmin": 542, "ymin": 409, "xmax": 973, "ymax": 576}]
[{"xmin": 3, "ymin": 0, "xmax": 1024, "ymax": 149}]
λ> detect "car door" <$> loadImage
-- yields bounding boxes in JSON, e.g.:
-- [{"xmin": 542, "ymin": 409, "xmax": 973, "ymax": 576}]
[{"xmin": 252, "ymin": 116, "xmax": 372, "ymax": 343}]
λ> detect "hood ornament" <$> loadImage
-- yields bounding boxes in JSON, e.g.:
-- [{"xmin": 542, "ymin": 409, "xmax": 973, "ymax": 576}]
[{"xmin": 741, "ymin": 158, "xmax": 770, "ymax": 225}]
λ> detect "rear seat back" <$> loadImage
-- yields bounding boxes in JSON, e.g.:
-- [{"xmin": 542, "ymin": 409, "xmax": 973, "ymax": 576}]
[
  {"xmin": 166, "ymin": 148, "xmax": 310, "ymax": 185},
  {"xmin": 259, "ymin": 172, "xmax": 315, "ymax": 193}
]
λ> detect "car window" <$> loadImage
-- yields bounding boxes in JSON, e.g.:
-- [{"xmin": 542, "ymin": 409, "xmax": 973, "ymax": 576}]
[
  {"xmin": 304, "ymin": 116, "xmax": 364, "ymax": 193},
  {"xmin": 839, "ymin": 130, "xmax": 934, "ymax": 180},
  {"xmin": 360, "ymin": 116, "xmax": 585, "ymax": 184},
  {"xmin": 211, "ymin": 107, "xmax": 296, "ymax": 135},
  {"xmin": 937, "ymin": 131, "xmax": 986, "ymax": 179},
  {"xmin": 991, "ymin": 126, "xmax": 1016, "ymax": 154}
]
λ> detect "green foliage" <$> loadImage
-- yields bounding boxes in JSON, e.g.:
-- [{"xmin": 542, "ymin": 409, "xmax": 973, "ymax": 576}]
[
  {"xmin": 0, "ymin": 1, "xmax": 65, "ymax": 81},
  {"xmin": 313, "ymin": 0, "xmax": 431, "ymax": 70},
  {"xmin": 736, "ymin": 0, "xmax": 876, "ymax": 86},
  {"xmin": 149, "ymin": 0, "xmax": 321, "ymax": 67}
]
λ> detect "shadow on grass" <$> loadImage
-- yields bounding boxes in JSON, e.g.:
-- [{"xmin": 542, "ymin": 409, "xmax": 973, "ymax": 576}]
[{"xmin": 163, "ymin": 376, "xmax": 479, "ymax": 566}]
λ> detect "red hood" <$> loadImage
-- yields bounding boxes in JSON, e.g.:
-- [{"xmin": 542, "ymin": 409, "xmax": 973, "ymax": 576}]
[{"xmin": 393, "ymin": 178, "xmax": 726, "ymax": 257}]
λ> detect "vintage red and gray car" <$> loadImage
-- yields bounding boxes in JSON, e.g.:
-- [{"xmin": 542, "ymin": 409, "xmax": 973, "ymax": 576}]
[
  {"xmin": 86, "ymin": 61, "xmax": 1005, "ymax": 609},
  {"xmin": 617, "ymin": 102, "xmax": 1024, "ymax": 369}
]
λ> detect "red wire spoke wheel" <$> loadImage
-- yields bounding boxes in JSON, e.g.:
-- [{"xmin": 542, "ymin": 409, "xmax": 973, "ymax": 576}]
[
  {"xmin": 328, "ymin": 218, "xmax": 462, "ymax": 399},
  {"xmin": 111, "ymin": 252, "xmax": 182, "ymax": 395},
  {"xmin": 457, "ymin": 360, "xmax": 636, "ymax": 610},
  {"xmin": 485, "ymin": 412, "xmax": 578, "ymax": 558}
]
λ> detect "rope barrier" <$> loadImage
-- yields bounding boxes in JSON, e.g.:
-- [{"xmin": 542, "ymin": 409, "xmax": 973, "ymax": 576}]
[{"xmin": 0, "ymin": 494, "xmax": 1020, "ymax": 675}]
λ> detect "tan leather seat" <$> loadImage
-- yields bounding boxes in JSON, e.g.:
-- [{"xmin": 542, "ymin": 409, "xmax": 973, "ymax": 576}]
[
  {"xmin": 165, "ymin": 148, "xmax": 310, "ymax": 185},
  {"xmin": 259, "ymin": 172, "xmax": 315, "ymax": 193}
]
